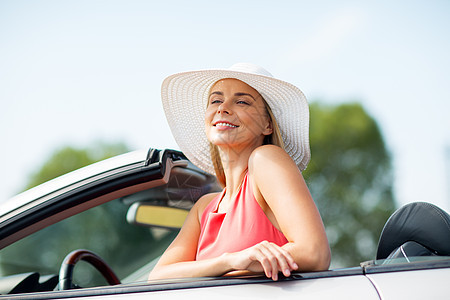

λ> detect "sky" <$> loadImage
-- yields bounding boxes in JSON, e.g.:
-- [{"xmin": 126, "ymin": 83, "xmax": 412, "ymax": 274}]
[{"xmin": 1, "ymin": 0, "xmax": 449, "ymax": 212}]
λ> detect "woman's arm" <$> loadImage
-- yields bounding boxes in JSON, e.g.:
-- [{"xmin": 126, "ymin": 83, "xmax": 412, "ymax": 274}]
[
  {"xmin": 249, "ymin": 145, "xmax": 331, "ymax": 271},
  {"xmin": 148, "ymin": 192, "xmax": 299, "ymax": 281}
]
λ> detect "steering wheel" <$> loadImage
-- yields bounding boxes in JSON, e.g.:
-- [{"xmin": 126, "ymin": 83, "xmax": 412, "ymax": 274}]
[{"xmin": 58, "ymin": 249, "xmax": 121, "ymax": 290}]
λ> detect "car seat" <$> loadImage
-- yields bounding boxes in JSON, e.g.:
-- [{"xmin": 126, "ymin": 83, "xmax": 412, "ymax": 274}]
[{"xmin": 376, "ymin": 202, "xmax": 450, "ymax": 261}]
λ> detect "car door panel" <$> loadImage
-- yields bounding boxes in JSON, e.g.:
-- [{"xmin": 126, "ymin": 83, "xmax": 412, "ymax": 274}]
[
  {"xmin": 97, "ymin": 275, "xmax": 380, "ymax": 300},
  {"xmin": 367, "ymin": 268, "xmax": 450, "ymax": 299}
]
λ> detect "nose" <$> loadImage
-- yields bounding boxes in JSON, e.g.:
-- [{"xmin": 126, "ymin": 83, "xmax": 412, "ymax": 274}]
[{"xmin": 218, "ymin": 101, "xmax": 231, "ymax": 115}]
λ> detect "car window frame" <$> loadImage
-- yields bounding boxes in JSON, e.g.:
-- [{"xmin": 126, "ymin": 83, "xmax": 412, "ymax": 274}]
[{"xmin": 0, "ymin": 149, "xmax": 183, "ymax": 250}]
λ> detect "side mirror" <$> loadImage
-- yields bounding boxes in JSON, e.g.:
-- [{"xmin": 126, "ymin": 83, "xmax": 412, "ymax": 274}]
[{"xmin": 126, "ymin": 202, "xmax": 189, "ymax": 230}]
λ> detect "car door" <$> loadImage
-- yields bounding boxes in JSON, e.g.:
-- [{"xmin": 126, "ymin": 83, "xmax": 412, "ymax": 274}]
[{"xmin": 364, "ymin": 258, "xmax": 450, "ymax": 299}]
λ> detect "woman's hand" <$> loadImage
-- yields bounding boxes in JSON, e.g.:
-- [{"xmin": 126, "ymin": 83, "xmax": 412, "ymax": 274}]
[{"xmin": 225, "ymin": 241, "xmax": 298, "ymax": 281}]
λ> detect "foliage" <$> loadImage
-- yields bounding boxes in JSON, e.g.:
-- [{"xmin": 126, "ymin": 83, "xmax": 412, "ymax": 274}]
[
  {"xmin": 23, "ymin": 141, "xmax": 129, "ymax": 190},
  {"xmin": 303, "ymin": 102, "xmax": 396, "ymax": 267}
]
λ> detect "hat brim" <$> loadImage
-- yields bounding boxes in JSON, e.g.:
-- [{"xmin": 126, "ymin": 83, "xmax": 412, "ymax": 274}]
[{"xmin": 161, "ymin": 68, "xmax": 310, "ymax": 175}]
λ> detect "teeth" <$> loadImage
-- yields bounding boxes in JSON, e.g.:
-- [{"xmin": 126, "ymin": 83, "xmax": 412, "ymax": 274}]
[{"xmin": 215, "ymin": 122, "xmax": 238, "ymax": 128}]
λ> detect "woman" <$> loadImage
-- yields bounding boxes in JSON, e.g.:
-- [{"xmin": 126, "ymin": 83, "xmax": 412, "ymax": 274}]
[{"xmin": 149, "ymin": 63, "xmax": 330, "ymax": 281}]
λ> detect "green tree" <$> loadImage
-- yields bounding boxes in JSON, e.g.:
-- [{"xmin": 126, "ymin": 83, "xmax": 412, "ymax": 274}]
[
  {"xmin": 24, "ymin": 141, "xmax": 129, "ymax": 190},
  {"xmin": 304, "ymin": 102, "xmax": 396, "ymax": 267}
]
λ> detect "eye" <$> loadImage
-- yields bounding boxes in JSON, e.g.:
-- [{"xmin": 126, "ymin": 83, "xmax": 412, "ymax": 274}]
[
  {"xmin": 209, "ymin": 97, "xmax": 223, "ymax": 105},
  {"xmin": 236, "ymin": 99, "xmax": 250, "ymax": 105},
  {"xmin": 210, "ymin": 99, "xmax": 222, "ymax": 105}
]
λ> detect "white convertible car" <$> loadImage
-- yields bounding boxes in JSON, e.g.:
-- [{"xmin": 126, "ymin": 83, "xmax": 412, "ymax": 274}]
[{"xmin": 0, "ymin": 148, "xmax": 449, "ymax": 299}]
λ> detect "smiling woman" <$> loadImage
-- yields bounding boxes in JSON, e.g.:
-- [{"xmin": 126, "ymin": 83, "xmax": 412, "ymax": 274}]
[
  {"xmin": 205, "ymin": 79, "xmax": 275, "ymax": 183},
  {"xmin": 206, "ymin": 79, "xmax": 285, "ymax": 188},
  {"xmin": 150, "ymin": 63, "xmax": 331, "ymax": 281}
]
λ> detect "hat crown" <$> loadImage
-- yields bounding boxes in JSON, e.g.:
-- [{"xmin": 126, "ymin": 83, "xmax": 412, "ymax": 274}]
[{"xmin": 228, "ymin": 63, "xmax": 273, "ymax": 78}]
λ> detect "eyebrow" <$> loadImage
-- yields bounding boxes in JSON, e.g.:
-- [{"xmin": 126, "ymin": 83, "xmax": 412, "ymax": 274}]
[
  {"xmin": 209, "ymin": 91, "xmax": 256, "ymax": 101},
  {"xmin": 235, "ymin": 92, "xmax": 256, "ymax": 101},
  {"xmin": 209, "ymin": 91, "xmax": 223, "ymax": 97}
]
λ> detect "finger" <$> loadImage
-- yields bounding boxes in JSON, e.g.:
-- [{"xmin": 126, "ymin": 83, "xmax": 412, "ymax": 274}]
[
  {"xmin": 250, "ymin": 246, "xmax": 276, "ymax": 279},
  {"xmin": 274, "ymin": 246, "xmax": 299, "ymax": 271},
  {"xmin": 256, "ymin": 243, "xmax": 281, "ymax": 280},
  {"xmin": 260, "ymin": 243, "xmax": 292, "ymax": 278},
  {"xmin": 260, "ymin": 242, "xmax": 300, "ymax": 277}
]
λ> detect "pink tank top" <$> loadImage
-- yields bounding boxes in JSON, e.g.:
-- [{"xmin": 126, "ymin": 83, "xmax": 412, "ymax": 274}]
[{"xmin": 196, "ymin": 172, "xmax": 288, "ymax": 260}]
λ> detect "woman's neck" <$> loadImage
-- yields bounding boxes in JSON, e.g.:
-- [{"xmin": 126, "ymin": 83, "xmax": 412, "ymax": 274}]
[{"xmin": 218, "ymin": 144, "xmax": 255, "ymax": 196}]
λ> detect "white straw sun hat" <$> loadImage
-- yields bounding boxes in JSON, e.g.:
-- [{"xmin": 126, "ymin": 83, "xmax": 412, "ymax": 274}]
[{"xmin": 161, "ymin": 63, "xmax": 310, "ymax": 175}]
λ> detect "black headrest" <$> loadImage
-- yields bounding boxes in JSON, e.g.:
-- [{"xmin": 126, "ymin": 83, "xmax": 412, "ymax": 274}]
[{"xmin": 376, "ymin": 202, "xmax": 450, "ymax": 260}]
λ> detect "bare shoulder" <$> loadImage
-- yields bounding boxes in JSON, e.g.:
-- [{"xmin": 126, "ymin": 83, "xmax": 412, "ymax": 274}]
[
  {"xmin": 250, "ymin": 144, "xmax": 286, "ymax": 156},
  {"xmin": 193, "ymin": 192, "xmax": 221, "ymax": 218},
  {"xmin": 248, "ymin": 145, "xmax": 305, "ymax": 197},
  {"xmin": 196, "ymin": 192, "xmax": 220, "ymax": 207},
  {"xmin": 249, "ymin": 145, "xmax": 298, "ymax": 174}
]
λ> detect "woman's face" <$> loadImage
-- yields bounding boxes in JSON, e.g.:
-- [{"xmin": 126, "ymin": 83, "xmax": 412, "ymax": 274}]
[{"xmin": 205, "ymin": 78, "xmax": 273, "ymax": 150}]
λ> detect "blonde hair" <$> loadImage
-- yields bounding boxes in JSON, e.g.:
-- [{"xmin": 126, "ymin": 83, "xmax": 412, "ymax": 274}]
[{"xmin": 209, "ymin": 97, "xmax": 284, "ymax": 187}]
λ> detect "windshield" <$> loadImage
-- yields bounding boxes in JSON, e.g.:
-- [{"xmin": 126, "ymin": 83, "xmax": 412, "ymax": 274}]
[{"xmin": 0, "ymin": 198, "xmax": 178, "ymax": 287}]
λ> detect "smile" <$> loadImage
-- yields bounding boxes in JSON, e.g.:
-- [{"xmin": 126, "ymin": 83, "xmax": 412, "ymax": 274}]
[{"xmin": 214, "ymin": 122, "xmax": 239, "ymax": 128}]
